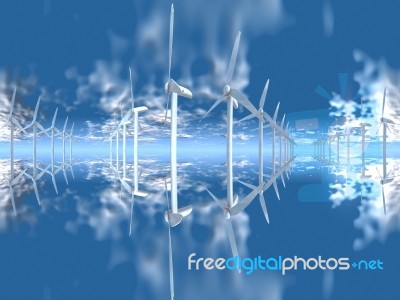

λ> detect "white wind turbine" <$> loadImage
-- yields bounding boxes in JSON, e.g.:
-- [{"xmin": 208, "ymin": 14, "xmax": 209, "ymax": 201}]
[
  {"xmin": 59, "ymin": 116, "xmax": 69, "ymax": 166},
  {"xmin": 163, "ymin": 5, "xmax": 193, "ymax": 299},
  {"xmin": 23, "ymin": 96, "xmax": 51, "ymax": 205},
  {"xmin": 0, "ymin": 171, "xmax": 26, "ymax": 216},
  {"xmin": 376, "ymin": 88, "xmax": 395, "ymax": 215},
  {"xmin": 236, "ymin": 80, "xmax": 271, "ymax": 223},
  {"xmin": 44, "ymin": 108, "xmax": 60, "ymax": 169},
  {"xmin": 263, "ymin": 102, "xmax": 284, "ymax": 200},
  {"xmin": 24, "ymin": 97, "xmax": 49, "ymax": 172},
  {"xmin": 164, "ymin": 4, "xmax": 193, "ymax": 228},
  {"xmin": 359, "ymin": 98, "xmax": 371, "ymax": 178},
  {"xmin": 69, "ymin": 122, "xmax": 74, "ymax": 164},
  {"xmin": 127, "ymin": 66, "xmax": 149, "ymax": 236},
  {"xmin": 202, "ymin": 30, "xmax": 260, "ymax": 209},
  {"xmin": 0, "ymin": 87, "xmax": 27, "ymax": 179}
]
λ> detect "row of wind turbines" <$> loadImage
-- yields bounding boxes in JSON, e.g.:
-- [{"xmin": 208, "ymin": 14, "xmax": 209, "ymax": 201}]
[
  {"xmin": 313, "ymin": 87, "xmax": 397, "ymax": 215},
  {"xmin": 101, "ymin": 4, "xmax": 297, "ymax": 300},
  {"xmin": 0, "ymin": 87, "xmax": 75, "ymax": 215}
]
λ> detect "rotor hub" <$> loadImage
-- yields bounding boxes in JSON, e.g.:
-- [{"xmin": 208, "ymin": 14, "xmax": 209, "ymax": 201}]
[
  {"xmin": 259, "ymin": 108, "xmax": 264, "ymax": 114},
  {"xmin": 223, "ymin": 208, "xmax": 231, "ymax": 220},
  {"xmin": 223, "ymin": 85, "xmax": 231, "ymax": 97},
  {"xmin": 164, "ymin": 81, "xmax": 170, "ymax": 94}
]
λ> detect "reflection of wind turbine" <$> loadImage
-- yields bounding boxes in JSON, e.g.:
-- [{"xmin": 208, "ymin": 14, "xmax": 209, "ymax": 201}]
[
  {"xmin": 376, "ymin": 88, "xmax": 395, "ymax": 215},
  {"xmin": 60, "ymin": 117, "xmax": 69, "ymax": 166},
  {"xmin": 377, "ymin": 88, "xmax": 394, "ymax": 180},
  {"xmin": 0, "ymin": 87, "xmax": 27, "ymax": 179},
  {"xmin": 24, "ymin": 97, "xmax": 49, "ymax": 176},
  {"xmin": 205, "ymin": 188, "xmax": 239, "ymax": 258},
  {"xmin": 69, "ymin": 122, "xmax": 75, "ymax": 164},
  {"xmin": 263, "ymin": 102, "xmax": 283, "ymax": 200},
  {"xmin": 24, "ymin": 165, "xmax": 49, "ymax": 206},
  {"xmin": 163, "ymin": 179, "xmax": 176, "ymax": 300},
  {"xmin": 232, "ymin": 158, "xmax": 294, "ymax": 215},
  {"xmin": 128, "ymin": 67, "xmax": 149, "ymax": 236},
  {"xmin": 202, "ymin": 31, "xmax": 259, "ymax": 207},
  {"xmin": 164, "ymin": 4, "xmax": 193, "ymax": 229},
  {"xmin": 45, "ymin": 108, "xmax": 59, "ymax": 170},
  {"xmin": 0, "ymin": 171, "xmax": 26, "ymax": 216},
  {"xmin": 236, "ymin": 80, "xmax": 271, "ymax": 223},
  {"xmin": 359, "ymin": 98, "xmax": 371, "ymax": 178}
]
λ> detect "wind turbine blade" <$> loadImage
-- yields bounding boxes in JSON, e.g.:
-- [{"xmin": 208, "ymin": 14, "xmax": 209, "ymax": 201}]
[
  {"xmin": 205, "ymin": 187, "xmax": 224, "ymax": 210},
  {"xmin": 382, "ymin": 87, "xmax": 386, "ymax": 117},
  {"xmin": 168, "ymin": 4, "xmax": 174, "ymax": 81},
  {"xmin": 201, "ymin": 99, "xmax": 223, "ymax": 121},
  {"xmin": 63, "ymin": 169, "xmax": 69, "ymax": 185},
  {"xmin": 168, "ymin": 218, "xmax": 175, "ymax": 300},
  {"xmin": 120, "ymin": 179, "xmax": 132, "ymax": 194},
  {"xmin": 9, "ymin": 87, "xmax": 17, "ymax": 118},
  {"xmin": 164, "ymin": 178, "xmax": 175, "ymax": 300},
  {"xmin": 70, "ymin": 165, "xmax": 75, "ymax": 179},
  {"xmin": 33, "ymin": 182, "xmax": 41, "ymax": 206},
  {"xmin": 281, "ymin": 174, "xmax": 286, "ymax": 188},
  {"xmin": 259, "ymin": 79, "xmax": 269, "ymax": 109},
  {"xmin": 236, "ymin": 179, "xmax": 256, "ymax": 190},
  {"xmin": 129, "ymin": 193, "xmax": 135, "ymax": 236},
  {"xmin": 129, "ymin": 67, "xmax": 135, "ymax": 109},
  {"xmin": 12, "ymin": 117, "xmax": 27, "ymax": 134},
  {"xmin": 164, "ymin": 94, "xmax": 170, "ymax": 123},
  {"xmin": 12, "ymin": 170, "xmax": 26, "ymax": 184},
  {"xmin": 382, "ymin": 186, "xmax": 387, "ymax": 215},
  {"xmin": 273, "ymin": 102, "xmax": 280, "ymax": 122},
  {"xmin": 226, "ymin": 31, "xmax": 241, "ymax": 85},
  {"xmin": 280, "ymin": 114, "xmax": 286, "ymax": 128},
  {"xmin": 225, "ymin": 219, "xmax": 239, "ymax": 258},
  {"xmin": 376, "ymin": 123, "xmax": 382, "ymax": 134},
  {"xmin": 338, "ymin": 73, "xmax": 348, "ymax": 99},
  {"xmin": 70, "ymin": 122, "xmax": 75, "ymax": 135},
  {"xmin": 230, "ymin": 89, "xmax": 258, "ymax": 116},
  {"xmin": 273, "ymin": 181, "xmax": 280, "ymax": 200},
  {"xmin": 33, "ymin": 97, "xmax": 41, "ymax": 121},
  {"xmin": 236, "ymin": 114, "xmax": 256, "ymax": 124},
  {"xmin": 9, "ymin": 186, "xmax": 17, "ymax": 216},
  {"xmin": 51, "ymin": 175, "xmax": 59, "ymax": 194},
  {"xmin": 52, "ymin": 108, "xmax": 58, "ymax": 127},
  {"xmin": 63, "ymin": 116, "xmax": 69, "ymax": 132},
  {"xmin": 38, "ymin": 165, "xmax": 50, "ymax": 179},
  {"xmin": 376, "ymin": 167, "xmax": 383, "ymax": 181},
  {"xmin": 315, "ymin": 85, "xmax": 332, "ymax": 100},
  {"xmin": 36, "ymin": 123, "xmax": 46, "ymax": 133},
  {"xmin": 259, "ymin": 193, "xmax": 270, "ymax": 224}
]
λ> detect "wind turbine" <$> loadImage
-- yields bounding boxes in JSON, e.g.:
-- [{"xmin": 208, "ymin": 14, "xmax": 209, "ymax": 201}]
[
  {"xmin": 202, "ymin": 30, "xmax": 263, "ymax": 208},
  {"xmin": 359, "ymin": 98, "xmax": 371, "ymax": 178},
  {"xmin": 231, "ymin": 157, "xmax": 294, "ymax": 216},
  {"xmin": 59, "ymin": 117, "xmax": 69, "ymax": 166},
  {"xmin": 263, "ymin": 102, "xmax": 283, "ymax": 200},
  {"xmin": 24, "ymin": 97, "xmax": 49, "ymax": 176},
  {"xmin": 236, "ymin": 80, "xmax": 271, "ymax": 223},
  {"xmin": 24, "ymin": 166, "xmax": 49, "ymax": 206},
  {"xmin": 0, "ymin": 170, "xmax": 26, "ymax": 216},
  {"xmin": 164, "ymin": 4, "xmax": 193, "ymax": 229},
  {"xmin": 126, "ymin": 67, "xmax": 149, "ymax": 236},
  {"xmin": 205, "ymin": 188, "xmax": 239, "ymax": 258},
  {"xmin": 44, "ymin": 108, "xmax": 60, "ymax": 170},
  {"xmin": 0, "ymin": 87, "xmax": 27, "ymax": 179},
  {"xmin": 69, "ymin": 122, "xmax": 75, "ymax": 164},
  {"xmin": 376, "ymin": 88, "xmax": 395, "ymax": 215}
]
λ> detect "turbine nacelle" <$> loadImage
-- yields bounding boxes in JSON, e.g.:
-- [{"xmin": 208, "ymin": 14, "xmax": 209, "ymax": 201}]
[
  {"xmin": 381, "ymin": 117, "xmax": 394, "ymax": 124},
  {"xmin": 165, "ymin": 79, "xmax": 192, "ymax": 99},
  {"xmin": 164, "ymin": 205, "xmax": 193, "ymax": 227}
]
